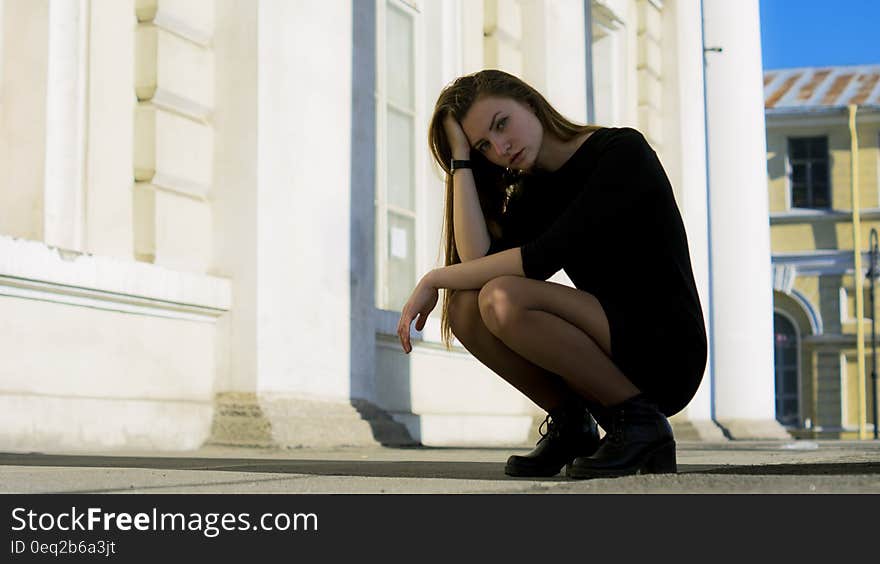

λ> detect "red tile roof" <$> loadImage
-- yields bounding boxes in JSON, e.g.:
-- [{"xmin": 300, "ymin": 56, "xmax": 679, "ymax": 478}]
[{"xmin": 764, "ymin": 65, "xmax": 880, "ymax": 110}]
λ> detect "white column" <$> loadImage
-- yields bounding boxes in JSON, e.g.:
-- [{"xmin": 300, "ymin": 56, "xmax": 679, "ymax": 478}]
[
  {"xmin": 702, "ymin": 0, "xmax": 788, "ymax": 438},
  {"xmin": 0, "ymin": 1, "xmax": 4, "ymax": 92},
  {"xmin": 84, "ymin": 0, "xmax": 135, "ymax": 259},
  {"xmin": 519, "ymin": 1, "xmax": 547, "ymax": 91},
  {"xmin": 43, "ymin": 0, "xmax": 88, "ymax": 251},
  {"xmin": 0, "ymin": 0, "xmax": 49, "ymax": 241},
  {"xmin": 520, "ymin": 0, "xmax": 585, "ymax": 292},
  {"xmin": 256, "ymin": 0, "xmax": 352, "ymax": 400},
  {"xmin": 459, "ymin": 0, "xmax": 484, "ymax": 74},
  {"xmin": 659, "ymin": 0, "xmax": 723, "ymax": 439},
  {"xmin": 210, "ymin": 0, "xmax": 378, "ymax": 449},
  {"xmin": 213, "ymin": 0, "xmax": 258, "ymax": 394},
  {"xmin": 520, "ymin": 0, "xmax": 587, "ymax": 123}
]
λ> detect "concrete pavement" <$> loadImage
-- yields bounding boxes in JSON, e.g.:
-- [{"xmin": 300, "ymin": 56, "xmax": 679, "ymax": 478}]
[{"xmin": 2, "ymin": 439, "xmax": 880, "ymax": 494}]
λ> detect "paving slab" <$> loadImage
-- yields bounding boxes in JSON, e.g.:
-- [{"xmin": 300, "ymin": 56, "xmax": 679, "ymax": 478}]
[{"xmin": 1, "ymin": 440, "xmax": 879, "ymax": 494}]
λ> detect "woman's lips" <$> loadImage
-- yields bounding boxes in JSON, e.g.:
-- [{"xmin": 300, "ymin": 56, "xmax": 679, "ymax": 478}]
[{"xmin": 510, "ymin": 149, "xmax": 524, "ymax": 166}]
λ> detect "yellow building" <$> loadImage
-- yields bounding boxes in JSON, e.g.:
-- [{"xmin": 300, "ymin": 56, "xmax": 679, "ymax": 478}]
[{"xmin": 765, "ymin": 64, "xmax": 880, "ymax": 438}]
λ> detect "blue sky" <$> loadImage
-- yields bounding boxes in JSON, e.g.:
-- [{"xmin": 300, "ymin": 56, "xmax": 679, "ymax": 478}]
[{"xmin": 759, "ymin": 0, "xmax": 880, "ymax": 70}]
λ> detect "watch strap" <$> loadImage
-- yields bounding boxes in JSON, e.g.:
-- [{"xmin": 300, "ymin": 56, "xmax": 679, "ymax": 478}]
[{"xmin": 450, "ymin": 159, "xmax": 472, "ymax": 173}]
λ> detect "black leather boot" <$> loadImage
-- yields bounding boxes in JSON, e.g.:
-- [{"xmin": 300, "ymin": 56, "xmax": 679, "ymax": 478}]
[
  {"xmin": 505, "ymin": 398, "xmax": 601, "ymax": 477},
  {"xmin": 567, "ymin": 394, "xmax": 676, "ymax": 479},
  {"xmin": 582, "ymin": 399, "xmax": 612, "ymax": 432}
]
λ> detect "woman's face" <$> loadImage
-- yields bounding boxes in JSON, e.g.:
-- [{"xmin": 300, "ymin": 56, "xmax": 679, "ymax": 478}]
[{"xmin": 460, "ymin": 96, "xmax": 543, "ymax": 172}]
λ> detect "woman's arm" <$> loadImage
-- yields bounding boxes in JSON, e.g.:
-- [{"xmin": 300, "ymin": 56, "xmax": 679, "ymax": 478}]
[
  {"xmin": 396, "ymin": 247, "xmax": 524, "ymax": 353},
  {"xmin": 445, "ymin": 115, "xmax": 491, "ymax": 261},
  {"xmin": 451, "ymin": 167, "xmax": 492, "ymax": 261},
  {"xmin": 426, "ymin": 246, "xmax": 523, "ymax": 290}
]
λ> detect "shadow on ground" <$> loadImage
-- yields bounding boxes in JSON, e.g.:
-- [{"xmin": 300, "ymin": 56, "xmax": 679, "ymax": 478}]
[
  {"xmin": 2, "ymin": 452, "xmax": 879, "ymax": 481},
  {"xmin": 700, "ymin": 462, "xmax": 880, "ymax": 476}
]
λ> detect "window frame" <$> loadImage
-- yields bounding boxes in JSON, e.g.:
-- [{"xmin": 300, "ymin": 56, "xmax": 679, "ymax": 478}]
[
  {"xmin": 374, "ymin": 0, "xmax": 425, "ymax": 311},
  {"xmin": 786, "ymin": 135, "xmax": 831, "ymax": 210}
]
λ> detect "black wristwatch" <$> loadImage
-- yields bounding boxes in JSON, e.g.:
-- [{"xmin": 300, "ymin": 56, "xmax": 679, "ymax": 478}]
[{"xmin": 450, "ymin": 159, "xmax": 472, "ymax": 173}]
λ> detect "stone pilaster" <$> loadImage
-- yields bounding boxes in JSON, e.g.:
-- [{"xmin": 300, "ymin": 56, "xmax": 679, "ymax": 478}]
[
  {"xmin": 133, "ymin": 0, "xmax": 214, "ymax": 272},
  {"xmin": 636, "ymin": 0, "xmax": 663, "ymax": 149}
]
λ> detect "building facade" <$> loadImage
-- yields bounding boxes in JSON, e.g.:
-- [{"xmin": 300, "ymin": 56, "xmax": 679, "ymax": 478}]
[
  {"xmin": 765, "ymin": 64, "xmax": 880, "ymax": 439},
  {"xmin": 0, "ymin": 0, "xmax": 784, "ymax": 452}
]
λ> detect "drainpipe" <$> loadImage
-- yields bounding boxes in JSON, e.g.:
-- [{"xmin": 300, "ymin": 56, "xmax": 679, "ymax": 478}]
[
  {"xmin": 584, "ymin": 0, "xmax": 595, "ymax": 123},
  {"xmin": 699, "ymin": 0, "xmax": 719, "ymax": 422},
  {"xmin": 849, "ymin": 103, "xmax": 867, "ymax": 440}
]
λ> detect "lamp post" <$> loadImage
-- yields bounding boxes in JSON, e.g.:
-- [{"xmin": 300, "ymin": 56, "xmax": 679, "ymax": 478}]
[{"xmin": 869, "ymin": 228, "xmax": 879, "ymax": 440}]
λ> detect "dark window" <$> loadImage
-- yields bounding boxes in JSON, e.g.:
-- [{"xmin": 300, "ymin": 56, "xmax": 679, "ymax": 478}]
[
  {"xmin": 788, "ymin": 137, "xmax": 830, "ymax": 209},
  {"xmin": 773, "ymin": 313, "xmax": 800, "ymax": 426}
]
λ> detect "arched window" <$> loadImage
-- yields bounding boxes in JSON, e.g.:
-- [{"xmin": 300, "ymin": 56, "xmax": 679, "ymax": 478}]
[{"xmin": 773, "ymin": 312, "xmax": 800, "ymax": 426}]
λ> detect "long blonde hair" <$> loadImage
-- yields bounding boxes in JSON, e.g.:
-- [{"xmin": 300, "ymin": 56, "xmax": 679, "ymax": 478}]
[{"xmin": 427, "ymin": 69, "xmax": 601, "ymax": 349}]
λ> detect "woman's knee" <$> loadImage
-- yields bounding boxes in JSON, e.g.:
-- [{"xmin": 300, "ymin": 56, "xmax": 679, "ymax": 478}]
[
  {"xmin": 448, "ymin": 290, "xmax": 481, "ymax": 340},
  {"xmin": 478, "ymin": 276, "xmax": 523, "ymax": 334}
]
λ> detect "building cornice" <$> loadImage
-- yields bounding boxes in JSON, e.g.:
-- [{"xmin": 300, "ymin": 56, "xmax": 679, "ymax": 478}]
[
  {"xmin": 770, "ymin": 208, "xmax": 880, "ymax": 225},
  {"xmin": 771, "ymin": 249, "xmax": 875, "ymax": 277},
  {"xmin": 0, "ymin": 236, "xmax": 230, "ymax": 323},
  {"xmin": 766, "ymin": 106, "xmax": 880, "ymax": 128}
]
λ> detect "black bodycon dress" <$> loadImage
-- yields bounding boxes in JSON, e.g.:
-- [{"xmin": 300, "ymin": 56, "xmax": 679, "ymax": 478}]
[{"xmin": 487, "ymin": 127, "xmax": 708, "ymax": 417}]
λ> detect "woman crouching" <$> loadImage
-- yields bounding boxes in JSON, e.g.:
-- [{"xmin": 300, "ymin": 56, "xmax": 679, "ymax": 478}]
[{"xmin": 396, "ymin": 69, "xmax": 708, "ymax": 479}]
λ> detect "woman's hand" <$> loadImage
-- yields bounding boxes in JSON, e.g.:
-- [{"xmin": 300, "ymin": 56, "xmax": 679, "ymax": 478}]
[
  {"xmin": 443, "ymin": 113, "xmax": 471, "ymax": 160},
  {"xmin": 396, "ymin": 274, "xmax": 440, "ymax": 354}
]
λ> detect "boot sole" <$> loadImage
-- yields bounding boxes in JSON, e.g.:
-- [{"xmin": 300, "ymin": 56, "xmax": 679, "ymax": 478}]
[
  {"xmin": 566, "ymin": 440, "xmax": 677, "ymax": 480},
  {"xmin": 504, "ymin": 440, "xmax": 602, "ymax": 478}
]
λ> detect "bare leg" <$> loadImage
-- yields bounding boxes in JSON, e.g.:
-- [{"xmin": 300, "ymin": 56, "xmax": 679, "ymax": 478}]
[
  {"xmin": 448, "ymin": 290, "xmax": 593, "ymax": 412},
  {"xmin": 478, "ymin": 276, "xmax": 640, "ymax": 407}
]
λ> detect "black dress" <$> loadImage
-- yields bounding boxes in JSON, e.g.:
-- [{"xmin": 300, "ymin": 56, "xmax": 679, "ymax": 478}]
[{"xmin": 487, "ymin": 127, "xmax": 707, "ymax": 417}]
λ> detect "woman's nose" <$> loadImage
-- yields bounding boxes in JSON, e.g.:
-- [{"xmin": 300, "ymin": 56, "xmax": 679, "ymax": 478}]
[{"xmin": 492, "ymin": 138, "xmax": 508, "ymax": 158}]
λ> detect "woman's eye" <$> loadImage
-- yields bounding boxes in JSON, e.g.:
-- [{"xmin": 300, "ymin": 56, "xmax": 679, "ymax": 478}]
[
  {"xmin": 478, "ymin": 143, "xmax": 488, "ymax": 152},
  {"xmin": 498, "ymin": 117, "xmax": 507, "ymax": 130}
]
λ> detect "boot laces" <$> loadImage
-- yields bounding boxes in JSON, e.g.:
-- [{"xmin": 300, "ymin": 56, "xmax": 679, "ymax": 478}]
[
  {"xmin": 609, "ymin": 409, "xmax": 626, "ymax": 446},
  {"xmin": 537, "ymin": 413, "xmax": 561, "ymax": 443}
]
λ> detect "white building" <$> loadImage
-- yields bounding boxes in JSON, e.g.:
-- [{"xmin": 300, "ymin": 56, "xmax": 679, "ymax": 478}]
[{"xmin": 0, "ymin": 0, "xmax": 786, "ymax": 453}]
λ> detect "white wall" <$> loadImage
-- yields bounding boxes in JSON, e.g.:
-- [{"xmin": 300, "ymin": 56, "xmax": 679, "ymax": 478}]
[{"xmin": 0, "ymin": 234, "xmax": 230, "ymax": 452}]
